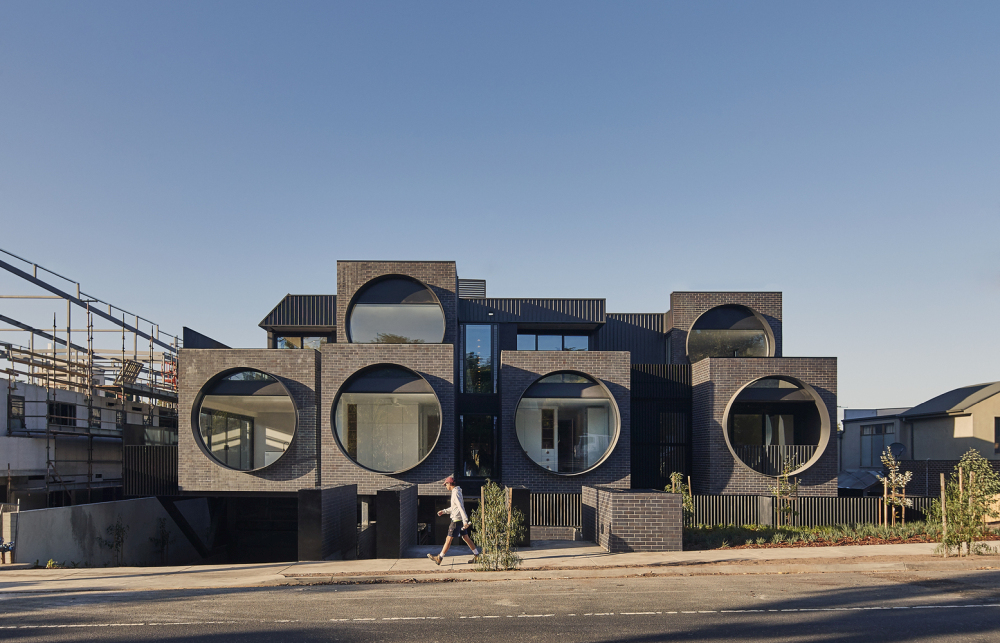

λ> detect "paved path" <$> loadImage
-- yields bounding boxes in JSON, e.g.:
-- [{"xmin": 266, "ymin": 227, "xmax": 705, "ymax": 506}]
[{"xmin": 0, "ymin": 540, "xmax": 992, "ymax": 594}]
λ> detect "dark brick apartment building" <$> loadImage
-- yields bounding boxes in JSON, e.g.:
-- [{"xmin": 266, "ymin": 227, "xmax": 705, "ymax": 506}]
[{"xmin": 163, "ymin": 260, "xmax": 836, "ymax": 560}]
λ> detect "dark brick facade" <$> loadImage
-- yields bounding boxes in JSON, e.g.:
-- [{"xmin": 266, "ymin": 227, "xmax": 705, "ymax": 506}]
[
  {"xmin": 319, "ymin": 343, "xmax": 455, "ymax": 496},
  {"xmin": 375, "ymin": 483, "xmax": 418, "ymax": 558},
  {"xmin": 500, "ymin": 351, "xmax": 631, "ymax": 493},
  {"xmin": 691, "ymin": 357, "xmax": 838, "ymax": 496},
  {"xmin": 178, "ymin": 349, "xmax": 320, "ymax": 493},
  {"xmin": 298, "ymin": 484, "xmax": 358, "ymax": 561},
  {"xmin": 583, "ymin": 486, "xmax": 682, "ymax": 552},
  {"xmin": 336, "ymin": 261, "xmax": 458, "ymax": 346},
  {"xmin": 667, "ymin": 292, "xmax": 782, "ymax": 365}
]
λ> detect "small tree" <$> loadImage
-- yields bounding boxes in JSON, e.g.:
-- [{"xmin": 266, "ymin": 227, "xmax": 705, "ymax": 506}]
[
  {"xmin": 98, "ymin": 515, "xmax": 129, "ymax": 567},
  {"xmin": 768, "ymin": 459, "xmax": 799, "ymax": 527},
  {"xmin": 666, "ymin": 471, "xmax": 694, "ymax": 526},
  {"xmin": 932, "ymin": 450, "xmax": 1000, "ymax": 556},
  {"xmin": 470, "ymin": 480, "xmax": 525, "ymax": 571},
  {"xmin": 876, "ymin": 449, "xmax": 913, "ymax": 525},
  {"xmin": 149, "ymin": 518, "xmax": 175, "ymax": 566}
]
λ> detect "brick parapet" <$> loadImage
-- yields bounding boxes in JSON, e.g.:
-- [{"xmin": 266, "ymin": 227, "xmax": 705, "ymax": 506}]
[
  {"xmin": 691, "ymin": 357, "xmax": 838, "ymax": 496},
  {"xmin": 336, "ymin": 261, "xmax": 458, "ymax": 345},
  {"xmin": 667, "ymin": 292, "xmax": 782, "ymax": 364},
  {"xmin": 319, "ymin": 343, "xmax": 455, "ymax": 496},
  {"xmin": 499, "ymin": 351, "xmax": 631, "ymax": 493},
  {"xmin": 586, "ymin": 486, "xmax": 682, "ymax": 552},
  {"xmin": 177, "ymin": 349, "xmax": 319, "ymax": 493}
]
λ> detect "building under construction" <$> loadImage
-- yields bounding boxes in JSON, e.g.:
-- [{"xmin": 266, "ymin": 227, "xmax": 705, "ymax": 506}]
[{"xmin": 1, "ymin": 248, "xmax": 181, "ymax": 509}]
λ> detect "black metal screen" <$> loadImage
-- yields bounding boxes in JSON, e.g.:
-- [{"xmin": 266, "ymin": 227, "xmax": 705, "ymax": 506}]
[{"xmin": 630, "ymin": 365, "xmax": 692, "ymax": 490}]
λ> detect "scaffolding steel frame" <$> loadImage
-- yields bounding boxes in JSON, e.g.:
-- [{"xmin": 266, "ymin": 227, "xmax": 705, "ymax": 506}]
[{"xmin": 0, "ymin": 247, "xmax": 180, "ymax": 507}]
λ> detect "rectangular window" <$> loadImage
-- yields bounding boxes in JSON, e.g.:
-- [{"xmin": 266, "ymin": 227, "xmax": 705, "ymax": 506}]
[
  {"xmin": 460, "ymin": 414, "xmax": 496, "ymax": 478},
  {"xmin": 89, "ymin": 407, "xmax": 101, "ymax": 429},
  {"xmin": 276, "ymin": 336, "xmax": 303, "ymax": 349},
  {"xmin": 277, "ymin": 336, "xmax": 329, "ymax": 349},
  {"xmin": 860, "ymin": 423, "xmax": 895, "ymax": 467},
  {"xmin": 516, "ymin": 333, "xmax": 590, "ymax": 351},
  {"xmin": 463, "ymin": 324, "xmax": 494, "ymax": 394},
  {"xmin": 302, "ymin": 337, "xmax": 327, "ymax": 350},
  {"xmin": 995, "ymin": 418, "xmax": 999, "ymax": 455},
  {"xmin": 47, "ymin": 402, "xmax": 76, "ymax": 427},
  {"xmin": 9, "ymin": 395, "xmax": 25, "ymax": 430},
  {"xmin": 537, "ymin": 335, "xmax": 562, "ymax": 351}
]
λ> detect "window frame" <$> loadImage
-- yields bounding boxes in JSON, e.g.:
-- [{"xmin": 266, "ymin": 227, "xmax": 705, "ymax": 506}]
[
  {"xmin": 515, "ymin": 333, "xmax": 590, "ymax": 352},
  {"xmin": 860, "ymin": 422, "xmax": 895, "ymax": 468},
  {"xmin": 461, "ymin": 324, "xmax": 497, "ymax": 394},
  {"xmin": 8, "ymin": 394, "xmax": 25, "ymax": 430}
]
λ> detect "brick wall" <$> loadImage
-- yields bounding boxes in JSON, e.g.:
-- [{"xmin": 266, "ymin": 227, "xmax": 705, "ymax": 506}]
[
  {"xmin": 178, "ymin": 349, "xmax": 319, "ymax": 493},
  {"xmin": 298, "ymin": 484, "xmax": 358, "ymax": 561},
  {"xmin": 336, "ymin": 261, "xmax": 458, "ymax": 346},
  {"xmin": 691, "ymin": 357, "xmax": 838, "ymax": 496},
  {"xmin": 320, "ymin": 343, "xmax": 455, "ymax": 496},
  {"xmin": 581, "ymin": 486, "xmax": 597, "ymax": 542},
  {"xmin": 500, "ymin": 351, "xmax": 631, "ymax": 493},
  {"xmin": 667, "ymin": 292, "xmax": 782, "ymax": 364},
  {"xmin": 376, "ymin": 483, "xmax": 417, "ymax": 558},
  {"xmin": 586, "ymin": 486, "xmax": 682, "ymax": 552}
]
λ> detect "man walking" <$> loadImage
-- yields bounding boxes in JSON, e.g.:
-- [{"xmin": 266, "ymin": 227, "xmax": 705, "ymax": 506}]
[{"xmin": 428, "ymin": 476, "xmax": 481, "ymax": 565}]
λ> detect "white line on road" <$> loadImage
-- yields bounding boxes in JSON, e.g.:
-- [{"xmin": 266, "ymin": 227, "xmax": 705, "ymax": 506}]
[{"xmin": 5, "ymin": 604, "xmax": 1000, "ymax": 629}]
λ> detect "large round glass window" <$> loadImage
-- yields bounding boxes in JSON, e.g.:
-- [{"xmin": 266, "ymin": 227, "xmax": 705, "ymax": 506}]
[
  {"xmin": 687, "ymin": 304, "xmax": 771, "ymax": 363},
  {"xmin": 725, "ymin": 376, "xmax": 828, "ymax": 476},
  {"xmin": 348, "ymin": 277, "xmax": 445, "ymax": 344},
  {"xmin": 514, "ymin": 372, "xmax": 619, "ymax": 475},
  {"xmin": 333, "ymin": 366, "xmax": 442, "ymax": 473},
  {"xmin": 196, "ymin": 370, "xmax": 297, "ymax": 471}
]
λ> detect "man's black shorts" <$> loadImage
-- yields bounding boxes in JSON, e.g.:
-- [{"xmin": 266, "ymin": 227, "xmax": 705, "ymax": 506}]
[{"xmin": 447, "ymin": 522, "xmax": 468, "ymax": 538}]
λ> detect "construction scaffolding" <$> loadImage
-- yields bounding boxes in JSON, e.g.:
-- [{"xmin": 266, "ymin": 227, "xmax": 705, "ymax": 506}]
[{"xmin": 0, "ymin": 247, "xmax": 180, "ymax": 508}]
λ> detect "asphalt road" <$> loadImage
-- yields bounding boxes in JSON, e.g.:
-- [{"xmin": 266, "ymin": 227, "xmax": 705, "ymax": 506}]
[{"xmin": 2, "ymin": 569, "xmax": 1000, "ymax": 642}]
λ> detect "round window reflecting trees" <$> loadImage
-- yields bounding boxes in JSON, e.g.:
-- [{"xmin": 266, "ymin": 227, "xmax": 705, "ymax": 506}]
[
  {"xmin": 687, "ymin": 305, "xmax": 771, "ymax": 363},
  {"xmin": 348, "ymin": 277, "xmax": 445, "ymax": 344},
  {"xmin": 724, "ymin": 376, "xmax": 829, "ymax": 476},
  {"xmin": 514, "ymin": 372, "xmax": 619, "ymax": 475},
  {"xmin": 333, "ymin": 366, "xmax": 442, "ymax": 473},
  {"xmin": 196, "ymin": 370, "xmax": 297, "ymax": 471}
]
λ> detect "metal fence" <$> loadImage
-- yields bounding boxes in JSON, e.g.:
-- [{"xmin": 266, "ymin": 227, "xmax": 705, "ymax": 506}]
[
  {"xmin": 691, "ymin": 494, "xmax": 938, "ymax": 527},
  {"xmin": 530, "ymin": 492, "xmax": 938, "ymax": 529},
  {"xmin": 531, "ymin": 493, "xmax": 582, "ymax": 527},
  {"xmin": 123, "ymin": 445, "xmax": 178, "ymax": 497}
]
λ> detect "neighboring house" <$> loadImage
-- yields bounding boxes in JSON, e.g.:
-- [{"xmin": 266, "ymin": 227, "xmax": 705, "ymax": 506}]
[
  {"xmin": 840, "ymin": 382, "xmax": 1000, "ymax": 497},
  {"xmin": 898, "ymin": 382, "xmax": 1000, "ymax": 461},
  {"xmin": 839, "ymin": 408, "xmax": 910, "ymax": 496}
]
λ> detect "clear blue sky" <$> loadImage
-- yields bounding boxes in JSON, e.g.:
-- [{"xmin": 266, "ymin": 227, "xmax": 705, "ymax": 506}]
[{"xmin": 1, "ymin": 2, "xmax": 998, "ymax": 412}]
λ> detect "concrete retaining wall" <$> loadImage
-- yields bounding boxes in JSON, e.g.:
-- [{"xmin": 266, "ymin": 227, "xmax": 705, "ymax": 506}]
[{"xmin": 9, "ymin": 497, "xmax": 203, "ymax": 566}]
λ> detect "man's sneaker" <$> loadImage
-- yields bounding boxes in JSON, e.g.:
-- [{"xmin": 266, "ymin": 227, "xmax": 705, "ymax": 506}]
[
  {"xmin": 468, "ymin": 554, "xmax": 480, "ymax": 564},
  {"xmin": 427, "ymin": 554, "xmax": 442, "ymax": 565}
]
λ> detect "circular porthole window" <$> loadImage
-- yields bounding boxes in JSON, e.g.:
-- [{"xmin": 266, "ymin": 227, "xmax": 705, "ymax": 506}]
[
  {"xmin": 195, "ymin": 369, "xmax": 297, "ymax": 471},
  {"xmin": 347, "ymin": 277, "xmax": 445, "ymax": 344},
  {"xmin": 333, "ymin": 365, "xmax": 442, "ymax": 473},
  {"xmin": 687, "ymin": 304, "xmax": 773, "ymax": 363},
  {"xmin": 723, "ymin": 376, "xmax": 830, "ymax": 477},
  {"xmin": 514, "ymin": 372, "xmax": 620, "ymax": 475}
]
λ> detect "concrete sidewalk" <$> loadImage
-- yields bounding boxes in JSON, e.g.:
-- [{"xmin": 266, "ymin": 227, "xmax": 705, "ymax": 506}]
[{"xmin": 0, "ymin": 540, "xmax": 993, "ymax": 594}]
